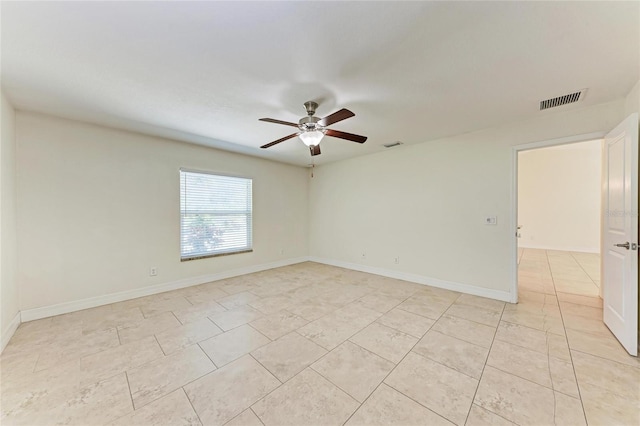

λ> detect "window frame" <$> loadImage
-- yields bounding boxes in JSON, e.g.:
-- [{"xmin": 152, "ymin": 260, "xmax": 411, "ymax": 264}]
[{"xmin": 179, "ymin": 168, "xmax": 253, "ymax": 262}]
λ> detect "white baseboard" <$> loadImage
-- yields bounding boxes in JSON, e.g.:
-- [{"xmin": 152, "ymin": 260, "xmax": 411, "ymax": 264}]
[
  {"xmin": 309, "ymin": 256, "xmax": 513, "ymax": 303},
  {"xmin": 20, "ymin": 257, "xmax": 310, "ymax": 322},
  {"xmin": 19, "ymin": 255, "xmax": 513, "ymax": 325},
  {"xmin": 1, "ymin": 311, "xmax": 21, "ymax": 353},
  {"xmin": 517, "ymin": 243, "xmax": 599, "ymax": 254}
]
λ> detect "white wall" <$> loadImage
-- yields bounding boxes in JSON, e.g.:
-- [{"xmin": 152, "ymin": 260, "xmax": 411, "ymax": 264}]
[
  {"xmin": 16, "ymin": 112, "xmax": 309, "ymax": 312},
  {"xmin": 1, "ymin": 91, "xmax": 20, "ymax": 349},
  {"xmin": 517, "ymin": 140, "xmax": 602, "ymax": 253},
  {"xmin": 625, "ymin": 79, "xmax": 639, "ymax": 117},
  {"xmin": 309, "ymin": 100, "xmax": 625, "ymax": 299},
  {"xmin": 9, "ymin": 86, "xmax": 638, "ymax": 318}
]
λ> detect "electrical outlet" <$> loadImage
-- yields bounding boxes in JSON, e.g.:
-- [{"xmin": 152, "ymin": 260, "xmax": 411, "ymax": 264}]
[
  {"xmin": 361, "ymin": 252, "xmax": 366, "ymax": 259},
  {"xmin": 149, "ymin": 267, "xmax": 157, "ymax": 277},
  {"xmin": 394, "ymin": 257, "xmax": 400, "ymax": 264}
]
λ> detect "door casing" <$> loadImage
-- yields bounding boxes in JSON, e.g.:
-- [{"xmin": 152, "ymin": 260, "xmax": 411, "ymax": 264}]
[{"xmin": 510, "ymin": 131, "xmax": 606, "ymax": 303}]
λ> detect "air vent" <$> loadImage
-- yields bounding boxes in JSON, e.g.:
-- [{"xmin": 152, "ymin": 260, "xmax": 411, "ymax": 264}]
[
  {"xmin": 383, "ymin": 141, "xmax": 403, "ymax": 148},
  {"xmin": 539, "ymin": 90, "xmax": 586, "ymax": 110}
]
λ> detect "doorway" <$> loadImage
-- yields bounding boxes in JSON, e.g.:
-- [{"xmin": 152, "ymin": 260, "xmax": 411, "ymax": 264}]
[
  {"xmin": 511, "ymin": 115, "xmax": 639, "ymax": 357},
  {"xmin": 510, "ymin": 131, "xmax": 606, "ymax": 305},
  {"xmin": 517, "ymin": 139, "xmax": 603, "ymax": 300}
]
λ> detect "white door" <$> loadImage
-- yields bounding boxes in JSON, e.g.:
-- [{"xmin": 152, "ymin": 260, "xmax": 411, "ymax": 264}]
[{"xmin": 602, "ymin": 112, "xmax": 639, "ymax": 356}]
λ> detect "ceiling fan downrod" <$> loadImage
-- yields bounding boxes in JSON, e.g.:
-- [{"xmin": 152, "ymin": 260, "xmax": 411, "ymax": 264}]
[{"xmin": 303, "ymin": 101, "xmax": 318, "ymax": 117}]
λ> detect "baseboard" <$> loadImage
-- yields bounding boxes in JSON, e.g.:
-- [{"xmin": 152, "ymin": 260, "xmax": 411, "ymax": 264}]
[
  {"xmin": 1, "ymin": 311, "xmax": 21, "ymax": 353},
  {"xmin": 309, "ymin": 256, "xmax": 513, "ymax": 303},
  {"xmin": 19, "ymin": 254, "xmax": 513, "ymax": 323},
  {"xmin": 20, "ymin": 256, "xmax": 310, "ymax": 322},
  {"xmin": 517, "ymin": 243, "xmax": 599, "ymax": 254}
]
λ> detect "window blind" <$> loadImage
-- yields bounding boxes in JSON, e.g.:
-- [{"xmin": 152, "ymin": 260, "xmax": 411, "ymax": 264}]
[{"xmin": 180, "ymin": 170, "xmax": 253, "ymax": 260}]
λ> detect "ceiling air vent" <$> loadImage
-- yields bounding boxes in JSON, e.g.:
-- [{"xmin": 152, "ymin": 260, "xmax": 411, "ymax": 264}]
[
  {"xmin": 539, "ymin": 89, "xmax": 586, "ymax": 110},
  {"xmin": 383, "ymin": 141, "xmax": 403, "ymax": 148}
]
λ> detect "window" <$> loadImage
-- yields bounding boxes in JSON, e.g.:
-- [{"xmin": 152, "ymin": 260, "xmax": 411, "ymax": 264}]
[{"xmin": 180, "ymin": 169, "xmax": 253, "ymax": 261}]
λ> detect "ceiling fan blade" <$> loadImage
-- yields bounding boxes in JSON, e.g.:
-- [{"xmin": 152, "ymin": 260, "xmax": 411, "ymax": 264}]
[
  {"xmin": 309, "ymin": 144, "xmax": 321, "ymax": 156},
  {"xmin": 259, "ymin": 118, "xmax": 300, "ymax": 127},
  {"xmin": 324, "ymin": 129, "xmax": 367, "ymax": 144},
  {"xmin": 317, "ymin": 108, "xmax": 355, "ymax": 127},
  {"xmin": 260, "ymin": 133, "xmax": 300, "ymax": 149}
]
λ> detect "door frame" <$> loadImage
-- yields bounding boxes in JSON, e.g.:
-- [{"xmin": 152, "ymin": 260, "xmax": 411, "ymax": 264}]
[{"xmin": 510, "ymin": 131, "xmax": 607, "ymax": 303}]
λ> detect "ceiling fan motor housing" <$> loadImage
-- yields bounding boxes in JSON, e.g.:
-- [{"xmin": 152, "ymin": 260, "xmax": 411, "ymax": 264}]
[{"xmin": 299, "ymin": 115, "xmax": 323, "ymax": 132}]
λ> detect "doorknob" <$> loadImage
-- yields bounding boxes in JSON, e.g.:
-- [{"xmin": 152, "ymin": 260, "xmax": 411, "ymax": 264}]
[{"xmin": 614, "ymin": 242, "xmax": 630, "ymax": 249}]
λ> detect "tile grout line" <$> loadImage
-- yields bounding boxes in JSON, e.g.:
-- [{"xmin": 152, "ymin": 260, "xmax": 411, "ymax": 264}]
[
  {"xmin": 296, "ymin": 290, "xmax": 420, "ymax": 330},
  {"xmin": 346, "ymin": 327, "xmax": 418, "ymax": 364},
  {"xmin": 221, "ymin": 408, "xmax": 253, "ymax": 426},
  {"xmin": 545, "ymin": 249, "xmax": 589, "ymax": 425},
  {"xmin": 396, "ymin": 301, "xmax": 503, "ymax": 331},
  {"xmin": 467, "ymin": 402, "xmax": 517, "ymax": 426},
  {"xmin": 124, "ymin": 371, "xmax": 136, "ymax": 412},
  {"xmin": 339, "ymin": 297, "xmax": 459, "ymax": 426},
  {"xmin": 441, "ymin": 308, "xmax": 502, "ymax": 330},
  {"xmin": 207, "ymin": 311, "xmax": 263, "ymax": 334},
  {"xmin": 246, "ymin": 287, "xmax": 424, "ymax": 424},
  {"xmin": 248, "ymin": 353, "xmax": 283, "ymax": 385},
  {"xmin": 123, "ymin": 346, "xmax": 218, "ymax": 412},
  {"xmin": 499, "ymin": 317, "xmax": 565, "ymax": 338},
  {"xmin": 408, "ymin": 343, "xmax": 490, "ymax": 383},
  {"xmin": 244, "ymin": 353, "xmax": 312, "ymax": 424},
  {"xmin": 105, "ymin": 372, "xmax": 139, "ymax": 425},
  {"xmin": 295, "ymin": 284, "xmax": 518, "ymax": 424},
  {"xmin": 432, "ymin": 320, "xmax": 499, "ymax": 349},
  {"xmin": 306, "ymin": 363, "xmax": 365, "ymax": 407},
  {"xmin": 197, "ymin": 342, "xmax": 219, "ymax": 369},
  {"xmin": 153, "ymin": 334, "xmax": 167, "ymax": 356},
  {"xmin": 246, "ymin": 322, "xmax": 275, "ymax": 343},
  {"xmin": 485, "ymin": 360, "xmax": 581, "ymax": 399},
  {"xmin": 462, "ymin": 302, "xmax": 506, "ymax": 425},
  {"xmin": 249, "ymin": 407, "xmax": 266, "ymax": 426},
  {"xmin": 569, "ymin": 251, "xmax": 600, "ymax": 287},
  {"xmin": 31, "ymin": 353, "xmax": 42, "ymax": 375},
  {"xmin": 180, "ymin": 387, "xmax": 206, "ymax": 425},
  {"xmin": 569, "ymin": 347, "xmax": 640, "ymax": 369},
  {"xmin": 205, "ymin": 315, "xmax": 223, "ymax": 331},
  {"xmin": 299, "ymin": 311, "xmax": 384, "ymax": 353},
  {"xmin": 170, "ymin": 310, "xmax": 187, "ymax": 326},
  {"xmin": 548, "ymin": 261, "xmax": 595, "ymax": 292}
]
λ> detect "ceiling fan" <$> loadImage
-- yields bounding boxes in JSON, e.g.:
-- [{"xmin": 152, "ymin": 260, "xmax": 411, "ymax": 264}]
[{"xmin": 259, "ymin": 101, "xmax": 367, "ymax": 156}]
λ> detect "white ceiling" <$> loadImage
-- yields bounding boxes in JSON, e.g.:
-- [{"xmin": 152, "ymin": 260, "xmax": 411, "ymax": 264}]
[{"xmin": 2, "ymin": 1, "xmax": 638, "ymax": 166}]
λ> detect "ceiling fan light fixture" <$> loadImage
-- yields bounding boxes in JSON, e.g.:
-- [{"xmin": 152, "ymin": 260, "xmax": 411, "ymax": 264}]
[{"xmin": 299, "ymin": 130, "xmax": 324, "ymax": 147}]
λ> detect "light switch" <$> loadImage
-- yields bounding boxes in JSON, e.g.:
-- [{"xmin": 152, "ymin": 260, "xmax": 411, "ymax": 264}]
[{"xmin": 485, "ymin": 216, "xmax": 497, "ymax": 225}]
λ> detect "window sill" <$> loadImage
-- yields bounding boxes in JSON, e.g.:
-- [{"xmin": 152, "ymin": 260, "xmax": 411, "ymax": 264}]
[{"xmin": 180, "ymin": 249, "xmax": 253, "ymax": 262}]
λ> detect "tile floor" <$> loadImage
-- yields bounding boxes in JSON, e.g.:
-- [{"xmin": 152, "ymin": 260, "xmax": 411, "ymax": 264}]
[
  {"xmin": 518, "ymin": 248, "xmax": 601, "ymax": 298},
  {"xmin": 1, "ymin": 251, "xmax": 638, "ymax": 425}
]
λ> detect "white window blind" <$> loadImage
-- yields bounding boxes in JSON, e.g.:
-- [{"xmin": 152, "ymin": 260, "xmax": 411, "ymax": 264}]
[{"xmin": 180, "ymin": 170, "xmax": 253, "ymax": 260}]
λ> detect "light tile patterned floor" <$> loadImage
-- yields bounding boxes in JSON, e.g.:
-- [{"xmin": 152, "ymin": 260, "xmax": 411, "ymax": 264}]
[{"xmin": 1, "ymin": 251, "xmax": 638, "ymax": 425}]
